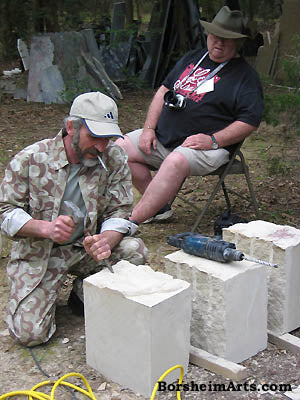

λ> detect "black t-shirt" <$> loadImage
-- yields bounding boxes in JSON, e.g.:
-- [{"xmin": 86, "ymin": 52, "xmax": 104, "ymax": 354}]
[{"xmin": 156, "ymin": 48, "xmax": 263, "ymax": 150}]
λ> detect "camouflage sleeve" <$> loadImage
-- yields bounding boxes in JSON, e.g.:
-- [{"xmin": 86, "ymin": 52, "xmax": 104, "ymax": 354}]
[
  {"xmin": 102, "ymin": 144, "xmax": 134, "ymax": 221},
  {"xmin": 0, "ymin": 148, "xmax": 32, "ymax": 237}
]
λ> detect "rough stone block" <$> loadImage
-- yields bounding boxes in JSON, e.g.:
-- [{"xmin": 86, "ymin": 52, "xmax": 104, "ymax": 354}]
[
  {"xmin": 27, "ymin": 36, "xmax": 54, "ymax": 103},
  {"xmin": 236, "ymin": 233, "xmax": 253, "ymax": 256},
  {"xmin": 83, "ymin": 260, "xmax": 191, "ymax": 398},
  {"xmin": 40, "ymin": 65, "xmax": 65, "ymax": 104},
  {"xmin": 27, "ymin": 30, "xmax": 118, "ymax": 104},
  {"xmin": 17, "ymin": 38, "xmax": 30, "ymax": 71},
  {"xmin": 223, "ymin": 220, "xmax": 300, "ymax": 335},
  {"xmin": 165, "ymin": 251, "xmax": 267, "ymax": 363}
]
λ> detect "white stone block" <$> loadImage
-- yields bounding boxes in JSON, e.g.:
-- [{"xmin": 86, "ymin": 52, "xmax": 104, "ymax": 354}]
[
  {"xmin": 83, "ymin": 260, "xmax": 191, "ymax": 398},
  {"xmin": 165, "ymin": 251, "xmax": 267, "ymax": 363},
  {"xmin": 223, "ymin": 220, "xmax": 300, "ymax": 335},
  {"xmin": 17, "ymin": 38, "xmax": 30, "ymax": 71}
]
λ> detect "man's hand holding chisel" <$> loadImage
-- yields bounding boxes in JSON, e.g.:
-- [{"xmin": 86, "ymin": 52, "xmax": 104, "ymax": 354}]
[{"xmin": 83, "ymin": 231, "xmax": 123, "ymax": 273}]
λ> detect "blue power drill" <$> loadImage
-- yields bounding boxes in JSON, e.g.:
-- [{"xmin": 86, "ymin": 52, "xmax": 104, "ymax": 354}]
[{"xmin": 167, "ymin": 232, "xmax": 278, "ymax": 267}]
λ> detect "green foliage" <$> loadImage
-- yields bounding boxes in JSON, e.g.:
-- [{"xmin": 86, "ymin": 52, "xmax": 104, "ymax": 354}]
[
  {"xmin": 0, "ymin": 0, "xmax": 32, "ymax": 60},
  {"xmin": 262, "ymin": 92, "xmax": 300, "ymax": 127},
  {"xmin": 262, "ymin": 35, "xmax": 300, "ymax": 128},
  {"xmin": 120, "ymin": 74, "xmax": 149, "ymax": 90},
  {"xmin": 199, "ymin": 0, "xmax": 223, "ymax": 20},
  {"xmin": 59, "ymin": 77, "xmax": 105, "ymax": 105},
  {"xmin": 257, "ymin": 142, "xmax": 293, "ymax": 177},
  {"xmin": 266, "ymin": 155, "xmax": 291, "ymax": 176},
  {"xmin": 282, "ymin": 35, "xmax": 300, "ymax": 88},
  {"xmin": 199, "ymin": 0, "xmax": 282, "ymax": 21},
  {"xmin": 0, "ymin": 0, "xmax": 287, "ymax": 64},
  {"xmin": 256, "ymin": 0, "xmax": 283, "ymax": 20}
]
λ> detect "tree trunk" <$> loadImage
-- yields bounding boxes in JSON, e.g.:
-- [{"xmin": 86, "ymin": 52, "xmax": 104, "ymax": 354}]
[
  {"xmin": 224, "ymin": 0, "xmax": 241, "ymax": 10},
  {"xmin": 0, "ymin": 0, "xmax": 25, "ymax": 60},
  {"xmin": 125, "ymin": 0, "xmax": 134, "ymax": 27},
  {"xmin": 47, "ymin": 0, "xmax": 60, "ymax": 32},
  {"xmin": 135, "ymin": 0, "xmax": 142, "ymax": 26}
]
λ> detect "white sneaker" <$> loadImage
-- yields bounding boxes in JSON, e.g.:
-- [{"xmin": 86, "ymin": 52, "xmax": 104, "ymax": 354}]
[{"xmin": 143, "ymin": 205, "xmax": 173, "ymax": 224}]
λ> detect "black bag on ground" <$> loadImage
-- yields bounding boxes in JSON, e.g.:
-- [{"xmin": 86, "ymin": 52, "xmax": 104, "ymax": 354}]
[{"xmin": 214, "ymin": 211, "xmax": 247, "ymax": 239}]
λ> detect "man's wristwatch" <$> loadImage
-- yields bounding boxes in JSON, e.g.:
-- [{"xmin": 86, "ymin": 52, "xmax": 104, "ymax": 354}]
[{"xmin": 211, "ymin": 134, "xmax": 219, "ymax": 150}]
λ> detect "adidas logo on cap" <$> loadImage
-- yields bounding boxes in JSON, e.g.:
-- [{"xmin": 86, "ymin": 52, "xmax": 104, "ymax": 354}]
[{"xmin": 104, "ymin": 112, "xmax": 114, "ymax": 120}]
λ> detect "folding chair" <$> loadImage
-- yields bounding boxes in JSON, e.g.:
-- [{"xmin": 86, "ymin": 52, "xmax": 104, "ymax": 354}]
[{"xmin": 176, "ymin": 141, "xmax": 260, "ymax": 232}]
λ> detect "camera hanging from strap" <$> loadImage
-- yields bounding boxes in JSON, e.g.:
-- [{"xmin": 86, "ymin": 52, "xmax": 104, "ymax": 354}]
[{"xmin": 164, "ymin": 51, "xmax": 229, "ymax": 110}]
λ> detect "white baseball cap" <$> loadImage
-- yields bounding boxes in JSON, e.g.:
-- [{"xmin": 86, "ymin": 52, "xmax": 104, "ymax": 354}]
[{"xmin": 69, "ymin": 91, "xmax": 124, "ymax": 139}]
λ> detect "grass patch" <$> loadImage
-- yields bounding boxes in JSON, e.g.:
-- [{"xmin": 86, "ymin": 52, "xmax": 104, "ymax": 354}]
[{"xmin": 262, "ymin": 91, "xmax": 300, "ymax": 127}]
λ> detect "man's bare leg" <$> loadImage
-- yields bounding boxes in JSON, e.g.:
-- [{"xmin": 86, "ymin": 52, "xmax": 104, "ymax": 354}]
[
  {"xmin": 116, "ymin": 136, "xmax": 152, "ymax": 194},
  {"xmin": 131, "ymin": 151, "xmax": 190, "ymax": 224}
]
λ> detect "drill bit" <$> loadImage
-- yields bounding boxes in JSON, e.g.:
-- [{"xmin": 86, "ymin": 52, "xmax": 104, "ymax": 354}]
[{"xmin": 242, "ymin": 255, "xmax": 278, "ymax": 268}]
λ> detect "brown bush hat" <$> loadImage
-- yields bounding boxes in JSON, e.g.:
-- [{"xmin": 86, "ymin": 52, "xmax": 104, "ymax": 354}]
[{"xmin": 200, "ymin": 6, "xmax": 248, "ymax": 39}]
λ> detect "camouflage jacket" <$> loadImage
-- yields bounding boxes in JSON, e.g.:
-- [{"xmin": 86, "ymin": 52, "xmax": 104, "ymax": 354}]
[{"xmin": 0, "ymin": 130, "xmax": 133, "ymax": 305}]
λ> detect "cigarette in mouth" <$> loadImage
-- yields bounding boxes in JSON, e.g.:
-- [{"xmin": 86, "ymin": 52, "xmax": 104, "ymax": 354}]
[{"xmin": 97, "ymin": 154, "xmax": 108, "ymax": 172}]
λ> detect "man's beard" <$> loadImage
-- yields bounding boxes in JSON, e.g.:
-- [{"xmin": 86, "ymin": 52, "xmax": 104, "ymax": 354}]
[{"xmin": 72, "ymin": 129, "xmax": 99, "ymax": 167}]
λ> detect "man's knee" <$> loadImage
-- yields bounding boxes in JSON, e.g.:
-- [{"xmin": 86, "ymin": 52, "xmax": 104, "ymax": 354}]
[
  {"xmin": 7, "ymin": 306, "xmax": 56, "ymax": 347},
  {"xmin": 112, "ymin": 237, "xmax": 148, "ymax": 265},
  {"xmin": 116, "ymin": 130, "xmax": 147, "ymax": 164},
  {"xmin": 162, "ymin": 151, "xmax": 190, "ymax": 176},
  {"xmin": 115, "ymin": 136, "xmax": 125, "ymax": 148},
  {"xmin": 116, "ymin": 135, "xmax": 134, "ymax": 154}
]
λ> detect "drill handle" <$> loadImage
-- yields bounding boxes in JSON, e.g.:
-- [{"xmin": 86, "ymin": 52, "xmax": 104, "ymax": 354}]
[{"xmin": 167, "ymin": 232, "xmax": 192, "ymax": 249}]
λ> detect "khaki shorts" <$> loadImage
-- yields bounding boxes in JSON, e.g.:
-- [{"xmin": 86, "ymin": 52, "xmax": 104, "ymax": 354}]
[{"xmin": 126, "ymin": 129, "xmax": 230, "ymax": 176}]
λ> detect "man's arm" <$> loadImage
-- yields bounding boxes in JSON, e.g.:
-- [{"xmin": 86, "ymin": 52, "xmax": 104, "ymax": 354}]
[
  {"xmin": 0, "ymin": 149, "xmax": 38, "ymax": 239},
  {"xmin": 139, "ymin": 85, "xmax": 169, "ymax": 154},
  {"xmin": 181, "ymin": 121, "xmax": 257, "ymax": 150},
  {"xmin": 0, "ymin": 145, "xmax": 76, "ymax": 244},
  {"xmin": 17, "ymin": 216, "xmax": 75, "ymax": 244}
]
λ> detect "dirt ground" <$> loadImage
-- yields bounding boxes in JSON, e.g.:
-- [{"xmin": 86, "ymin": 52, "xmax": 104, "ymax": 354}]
[{"xmin": 0, "ymin": 82, "xmax": 300, "ymax": 399}]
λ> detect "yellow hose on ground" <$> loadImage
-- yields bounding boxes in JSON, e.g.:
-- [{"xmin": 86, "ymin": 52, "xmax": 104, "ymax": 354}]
[
  {"xmin": 1, "ymin": 366, "xmax": 184, "ymax": 400},
  {"xmin": 0, "ymin": 372, "xmax": 97, "ymax": 400},
  {"xmin": 150, "ymin": 364, "xmax": 184, "ymax": 400}
]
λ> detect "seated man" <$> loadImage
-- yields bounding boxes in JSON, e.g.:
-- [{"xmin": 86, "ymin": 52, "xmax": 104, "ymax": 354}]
[
  {"xmin": 116, "ymin": 6, "xmax": 263, "ymax": 224},
  {"xmin": 0, "ymin": 91, "xmax": 147, "ymax": 347}
]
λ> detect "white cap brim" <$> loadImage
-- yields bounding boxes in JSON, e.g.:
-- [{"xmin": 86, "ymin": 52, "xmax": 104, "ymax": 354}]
[{"xmin": 84, "ymin": 119, "xmax": 124, "ymax": 139}]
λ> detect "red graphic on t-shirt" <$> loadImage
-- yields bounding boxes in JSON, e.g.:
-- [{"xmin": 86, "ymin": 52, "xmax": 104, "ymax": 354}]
[{"xmin": 174, "ymin": 63, "xmax": 220, "ymax": 102}]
